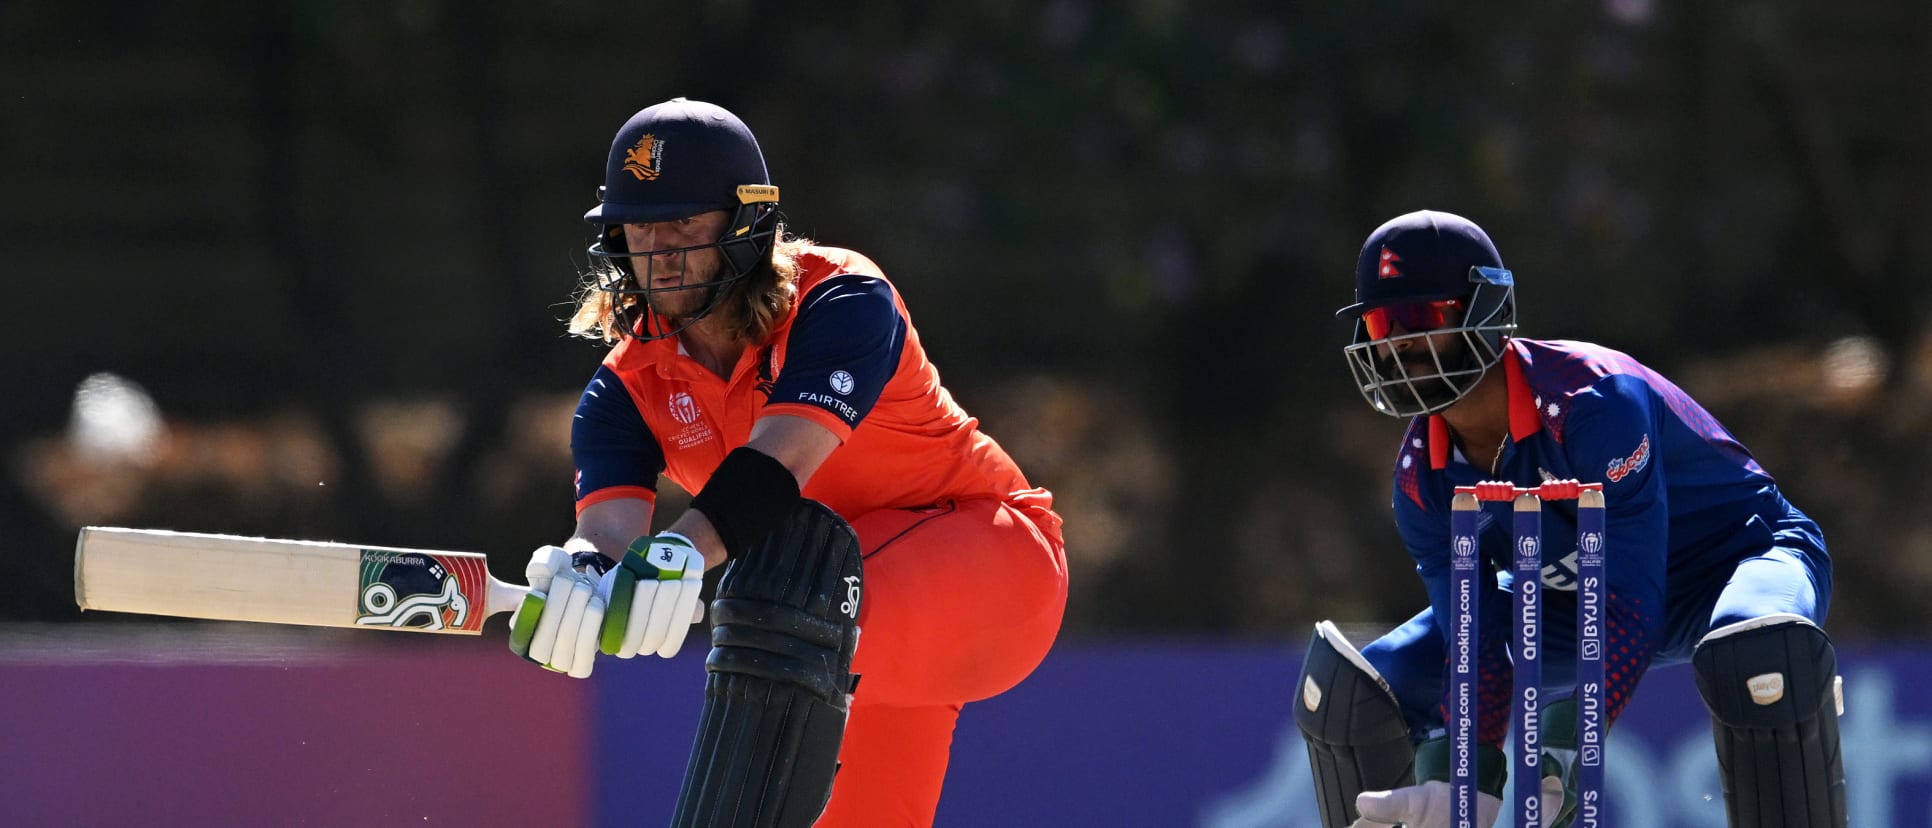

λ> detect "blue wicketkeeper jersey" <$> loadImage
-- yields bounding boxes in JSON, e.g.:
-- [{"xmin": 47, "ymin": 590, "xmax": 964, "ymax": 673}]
[{"xmin": 1389, "ymin": 338, "xmax": 1829, "ymax": 740}]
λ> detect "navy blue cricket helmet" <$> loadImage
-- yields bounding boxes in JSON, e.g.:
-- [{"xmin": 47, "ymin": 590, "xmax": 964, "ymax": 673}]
[
  {"xmin": 1337, "ymin": 210, "xmax": 1518, "ymax": 417},
  {"xmin": 584, "ymin": 98, "xmax": 783, "ymax": 339}
]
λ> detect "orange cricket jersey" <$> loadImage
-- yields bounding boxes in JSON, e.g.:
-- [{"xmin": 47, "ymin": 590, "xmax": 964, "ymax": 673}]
[{"xmin": 570, "ymin": 246, "xmax": 1057, "ymax": 544}]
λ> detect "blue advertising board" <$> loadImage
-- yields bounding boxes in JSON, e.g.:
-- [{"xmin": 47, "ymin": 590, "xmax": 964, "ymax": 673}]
[{"xmin": 598, "ymin": 640, "xmax": 1932, "ymax": 826}]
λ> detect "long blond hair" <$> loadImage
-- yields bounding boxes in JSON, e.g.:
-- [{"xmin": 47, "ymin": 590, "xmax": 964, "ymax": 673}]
[{"xmin": 567, "ymin": 233, "xmax": 812, "ymax": 345}]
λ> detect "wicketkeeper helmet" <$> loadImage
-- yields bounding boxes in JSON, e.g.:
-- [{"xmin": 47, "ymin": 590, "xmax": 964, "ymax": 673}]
[{"xmin": 1337, "ymin": 210, "xmax": 1518, "ymax": 417}]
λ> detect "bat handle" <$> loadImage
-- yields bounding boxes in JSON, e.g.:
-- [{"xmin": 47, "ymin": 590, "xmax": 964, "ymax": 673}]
[{"xmin": 487, "ymin": 577, "xmax": 534, "ymax": 618}]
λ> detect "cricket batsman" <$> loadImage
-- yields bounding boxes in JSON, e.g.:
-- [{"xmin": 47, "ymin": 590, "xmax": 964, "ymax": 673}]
[
  {"xmin": 507, "ymin": 98, "xmax": 1068, "ymax": 827},
  {"xmin": 1296, "ymin": 210, "xmax": 1845, "ymax": 827}
]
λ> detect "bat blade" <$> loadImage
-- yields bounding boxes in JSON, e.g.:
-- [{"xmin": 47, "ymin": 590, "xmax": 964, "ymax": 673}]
[{"xmin": 75, "ymin": 527, "xmax": 528, "ymax": 635}]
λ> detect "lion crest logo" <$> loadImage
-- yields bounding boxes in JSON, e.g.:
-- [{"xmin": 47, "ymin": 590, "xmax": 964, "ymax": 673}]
[{"xmin": 623, "ymin": 133, "xmax": 663, "ymax": 181}]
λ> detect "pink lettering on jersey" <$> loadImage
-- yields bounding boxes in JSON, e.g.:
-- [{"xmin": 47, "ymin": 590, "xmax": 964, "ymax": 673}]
[{"xmin": 1606, "ymin": 435, "xmax": 1651, "ymax": 482}]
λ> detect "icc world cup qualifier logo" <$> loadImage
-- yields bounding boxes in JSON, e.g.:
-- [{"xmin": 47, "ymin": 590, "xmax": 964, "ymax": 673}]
[
  {"xmin": 668, "ymin": 391, "xmax": 701, "ymax": 425},
  {"xmin": 1579, "ymin": 531, "xmax": 1604, "ymax": 561}
]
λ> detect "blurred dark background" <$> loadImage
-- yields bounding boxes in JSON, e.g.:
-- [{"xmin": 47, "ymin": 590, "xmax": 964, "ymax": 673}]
[{"xmin": 4, "ymin": 1, "xmax": 1926, "ymax": 642}]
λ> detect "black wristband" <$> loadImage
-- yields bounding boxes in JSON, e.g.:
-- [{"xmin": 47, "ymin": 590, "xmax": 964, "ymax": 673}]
[
  {"xmin": 569, "ymin": 549, "xmax": 618, "ymax": 576},
  {"xmin": 691, "ymin": 447, "xmax": 801, "ymax": 559}
]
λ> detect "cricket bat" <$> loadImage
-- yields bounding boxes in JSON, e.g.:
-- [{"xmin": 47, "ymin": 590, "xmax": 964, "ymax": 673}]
[{"xmin": 75, "ymin": 527, "xmax": 530, "ymax": 634}]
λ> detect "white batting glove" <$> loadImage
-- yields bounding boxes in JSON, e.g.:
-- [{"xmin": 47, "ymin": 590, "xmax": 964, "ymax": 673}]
[
  {"xmin": 507, "ymin": 544, "xmax": 606, "ymax": 679},
  {"xmin": 597, "ymin": 532, "xmax": 706, "ymax": 659}
]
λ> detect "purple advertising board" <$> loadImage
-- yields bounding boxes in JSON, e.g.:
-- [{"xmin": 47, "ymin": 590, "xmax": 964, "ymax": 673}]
[
  {"xmin": 0, "ymin": 631, "xmax": 590, "ymax": 826},
  {"xmin": 4, "ymin": 629, "xmax": 1928, "ymax": 826}
]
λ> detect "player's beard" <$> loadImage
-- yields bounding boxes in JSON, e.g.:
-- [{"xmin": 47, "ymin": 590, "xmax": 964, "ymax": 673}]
[
  {"xmin": 1376, "ymin": 334, "xmax": 1473, "ymax": 412},
  {"xmin": 640, "ymin": 251, "xmax": 723, "ymax": 321}
]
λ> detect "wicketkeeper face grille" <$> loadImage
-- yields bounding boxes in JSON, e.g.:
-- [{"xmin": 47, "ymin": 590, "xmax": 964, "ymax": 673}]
[{"xmin": 1342, "ymin": 277, "xmax": 1516, "ymax": 418}]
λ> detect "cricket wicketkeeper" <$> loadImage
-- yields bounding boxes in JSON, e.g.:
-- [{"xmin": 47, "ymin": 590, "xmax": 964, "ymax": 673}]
[{"xmin": 1298, "ymin": 210, "xmax": 1844, "ymax": 828}]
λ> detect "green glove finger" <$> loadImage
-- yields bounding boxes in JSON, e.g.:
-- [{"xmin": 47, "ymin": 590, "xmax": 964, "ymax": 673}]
[
  {"xmin": 509, "ymin": 592, "xmax": 547, "ymax": 661},
  {"xmin": 601, "ymin": 570, "xmax": 638, "ymax": 656}
]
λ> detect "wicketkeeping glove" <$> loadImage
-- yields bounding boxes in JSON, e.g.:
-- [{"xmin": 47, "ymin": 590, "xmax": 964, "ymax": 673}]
[
  {"xmin": 508, "ymin": 545, "xmax": 606, "ymax": 678},
  {"xmin": 597, "ymin": 532, "xmax": 706, "ymax": 660},
  {"xmin": 1350, "ymin": 780, "xmax": 1504, "ymax": 828},
  {"xmin": 1349, "ymin": 736, "xmax": 1567, "ymax": 828},
  {"xmin": 1531, "ymin": 697, "xmax": 1584, "ymax": 827}
]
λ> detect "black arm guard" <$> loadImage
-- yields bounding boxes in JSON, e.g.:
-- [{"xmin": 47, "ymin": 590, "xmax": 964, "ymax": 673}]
[
  {"xmin": 690, "ymin": 446, "xmax": 801, "ymax": 560},
  {"xmin": 673, "ymin": 499, "xmax": 864, "ymax": 828}
]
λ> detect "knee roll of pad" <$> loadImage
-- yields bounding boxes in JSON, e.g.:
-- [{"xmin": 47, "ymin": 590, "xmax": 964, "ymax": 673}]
[
  {"xmin": 673, "ymin": 500, "xmax": 864, "ymax": 828},
  {"xmin": 1692, "ymin": 614, "xmax": 1847, "ymax": 828},
  {"xmin": 1294, "ymin": 620, "xmax": 1417, "ymax": 828}
]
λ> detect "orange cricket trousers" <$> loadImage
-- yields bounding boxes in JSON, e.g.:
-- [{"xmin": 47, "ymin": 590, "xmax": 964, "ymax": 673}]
[{"xmin": 813, "ymin": 496, "xmax": 1068, "ymax": 828}]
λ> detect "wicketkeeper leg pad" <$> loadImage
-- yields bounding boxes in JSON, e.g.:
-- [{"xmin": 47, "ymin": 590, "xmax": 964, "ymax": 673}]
[
  {"xmin": 1692, "ymin": 613, "xmax": 1847, "ymax": 828},
  {"xmin": 1294, "ymin": 620, "xmax": 1416, "ymax": 828},
  {"xmin": 672, "ymin": 499, "xmax": 864, "ymax": 828}
]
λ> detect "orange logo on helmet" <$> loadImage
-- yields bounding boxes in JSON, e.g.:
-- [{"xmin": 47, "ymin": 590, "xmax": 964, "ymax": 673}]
[
  {"xmin": 623, "ymin": 134, "xmax": 664, "ymax": 181},
  {"xmin": 1377, "ymin": 246, "xmax": 1404, "ymax": 279}
]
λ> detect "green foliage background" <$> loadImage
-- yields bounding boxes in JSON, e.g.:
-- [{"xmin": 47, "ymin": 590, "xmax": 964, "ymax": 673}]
[{"xmin": 3, "ymin": 1, "xmax": 1925, "ymax": 639}]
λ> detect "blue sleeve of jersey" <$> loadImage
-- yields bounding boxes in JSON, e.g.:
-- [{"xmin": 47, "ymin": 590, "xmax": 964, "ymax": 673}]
[
  {"xmin": 1563, "ymin": 374, "xmax": 1668, "ymax": 720},
  {"xmin": 570, "ymin": 365, "xmax": 663, "ymax": 500},
  {"xmin": 1395, "ymin": 477, "xmax": 1486, "ymax": 652},
  {"xmin": 767, "ymin": 273, "xmax": 906, "ymax": 429},
  {"xmin": 1394, "ymin": 484, "xmax": 1453, "ymax": 601},
  {"xmin": 1564, "ymin": 375, "xmax": 1668, "ymax": 636},
  {"xmin": 1396, "ymin": 483, "xmax": 1515, "ymax": 743},
  {"xmin": 1394, "ymin": 470, "xmax": 1451, "ymax": 646}
]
